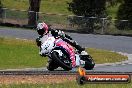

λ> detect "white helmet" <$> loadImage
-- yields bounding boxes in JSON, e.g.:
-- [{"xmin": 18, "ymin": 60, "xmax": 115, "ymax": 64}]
[{"xmin": 37, "ymin": 22, "xmax": 49, "ymax": 35}]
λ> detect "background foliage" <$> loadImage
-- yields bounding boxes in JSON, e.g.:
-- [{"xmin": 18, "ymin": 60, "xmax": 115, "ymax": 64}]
[{"xmin": 116, "ymin": 0, "xmax": 132, "ymax": 29}]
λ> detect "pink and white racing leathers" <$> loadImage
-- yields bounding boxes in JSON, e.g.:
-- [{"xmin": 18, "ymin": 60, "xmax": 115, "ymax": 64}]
[{"xmin": 54, "ymin": 38, "xmax": 76, "ymax": 68}]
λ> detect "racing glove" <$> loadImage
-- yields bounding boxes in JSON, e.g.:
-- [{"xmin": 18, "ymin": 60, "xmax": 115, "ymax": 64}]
[{"xmin": 36, "ymin": 36, "xmax": 42, "ymax": 47}]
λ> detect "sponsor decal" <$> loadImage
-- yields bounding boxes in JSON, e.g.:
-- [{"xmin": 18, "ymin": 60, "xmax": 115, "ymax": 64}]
[{"xmin": 76, "ymin": 67, "xmax": 131, "ymax": 85}]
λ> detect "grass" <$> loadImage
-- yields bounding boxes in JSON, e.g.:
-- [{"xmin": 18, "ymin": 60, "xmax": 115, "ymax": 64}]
[
  {"xmin": 40, "ymin": 0, "xmax": 73, "ymax": 15},
  {"xmin": 2, "ymin": 0, "xmax": 118, "ymax": 18},
  {"xmin": 0, "ymin": 81, "xmax": 132, "ymax": 88},
  {"xmin": 106, "ymin": 28, "xmax": 132, "ymax": 35},
  {"xmin": 104, "ymin": 20, "xmax": 132, "ymax": 35},
  {"xmin": 2, "ymin": 0, "xmax": 71, "ymax": 26},
  {"xmin": 38, "ymin": 14, "xmax": 68, "ymax": 25},
  {"xmin": 87, "ymin": 48, "xmax": 127, "ymax": 64},
  {"xmin": 0, "ymin": 37, "xmax": 127, "ymax": 69},
  {"xmin": 3, "ymin": 0, "xmax": 132, "ymax": 35},
  {"xmin": 2, "ymin": 0, "xmax": 29, "ymax": 11},
  {"xmin": 5, "ymin": 9, "xmax": 28, "ymax": 19},
  {"xmin": 0, "ymin": 37, "xmax": 47, "ymax": 69},
  {"xmin": 2, "ymin": 0, "xmax": 73, "ymax": 15}
]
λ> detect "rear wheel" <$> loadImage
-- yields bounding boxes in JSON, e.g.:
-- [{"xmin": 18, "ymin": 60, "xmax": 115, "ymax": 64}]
[{"xmin": 51, "ymin": 51, "xmax": 72, "ymax": 71}]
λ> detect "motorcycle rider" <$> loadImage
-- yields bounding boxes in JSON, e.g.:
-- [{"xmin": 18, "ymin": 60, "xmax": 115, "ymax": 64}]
[{"xmin": 36, "ymin": 22, "xmax": 88, "ymax": 68}]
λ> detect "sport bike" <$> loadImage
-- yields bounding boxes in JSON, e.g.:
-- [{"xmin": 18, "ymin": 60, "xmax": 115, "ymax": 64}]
[{"xmin": 39, "ymin": 34, "xmax": 95, "ymax": 71}]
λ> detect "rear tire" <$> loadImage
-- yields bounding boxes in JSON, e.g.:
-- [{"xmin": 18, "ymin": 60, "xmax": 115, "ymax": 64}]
[{"xmin": 51, "ymin": 51, "xmax": 72, "ymax": 71}]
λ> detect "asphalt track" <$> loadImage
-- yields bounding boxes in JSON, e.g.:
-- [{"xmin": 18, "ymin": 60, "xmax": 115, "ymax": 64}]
[
  {"xmin": 0, "ymin": 27, "xmax": 132, "ymax": 53},
  {"xmin": 0, "ymin": 27, "xmax": 132, "ymax": 73}
]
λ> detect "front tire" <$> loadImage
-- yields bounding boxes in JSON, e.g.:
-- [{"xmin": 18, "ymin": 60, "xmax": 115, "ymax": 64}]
[
  {"xmin": 47, "ymin": 60, "xmax": 58, "ymax": 71},
  {"xmin": 51, "ymin": 51, "xmax": 72, "ymax": 71}
]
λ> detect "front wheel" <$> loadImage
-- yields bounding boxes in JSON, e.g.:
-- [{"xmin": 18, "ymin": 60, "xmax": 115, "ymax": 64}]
[
  {"xmin": 47, "ymin": 60, "xmax": 58, "ymax": 71},
  {"xmin": 51, "ymin": 51, "xmax": 72, "ymax": 71}
]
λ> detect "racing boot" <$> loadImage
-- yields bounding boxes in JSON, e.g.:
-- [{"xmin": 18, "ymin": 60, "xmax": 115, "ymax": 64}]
[
  {"xmin": 80, "ymin": 51, "xmax": 88, "ymax": 55},
  {"xmin": 72, "ymin": 41, "xmax": 86, "ymax": 54}
]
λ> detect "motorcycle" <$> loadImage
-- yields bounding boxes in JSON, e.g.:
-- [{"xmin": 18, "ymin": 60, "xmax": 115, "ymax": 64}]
[{"xmin": 39, "ymin": 34, "xmax": 95, "ymax": 71}]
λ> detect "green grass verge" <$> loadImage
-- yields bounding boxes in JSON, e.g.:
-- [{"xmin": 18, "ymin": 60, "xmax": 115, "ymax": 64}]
[
  {"xmin": 2, "ymin": 0, "xmax": 118, "ymax": 17},
  {"xmin": 0, "ymin": 81, "xmax": 132, "ymax": 88},
  {"xmin": 0, "ymin": 37, "xmax": 127, "ymax": 69},
  {"xmin": 106, "ymin": 25, "xmax": 132, "ymax": 35},
  {"xmin": 2, "ymin": 0, "xmax": 73, "ymax": 15},
  {"xmin": 87, "ymin": 48, "xmax": 127, "ymax": 64},
  {"xmin": 0, "ymin": 37, "xmax": 47, "ymax": 69}
]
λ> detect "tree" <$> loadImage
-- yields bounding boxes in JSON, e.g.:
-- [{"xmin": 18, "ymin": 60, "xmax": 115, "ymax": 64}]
[
  {"xmin": 0, "ymin": 0, "xmax": 3, "ymax": 19},
  {"xmin": 28, "ymin": 0, "xmax": 41, "ymax": 27},
  {"xmin": 106, "ymin": 0, "xmax": 123, "ymax": 7},
  {"xmin": 68, "ymin": 0, "xmax": 107, "ymax": 33},
  {"xmin": 68, "ymin": 0, "xmax": 106, "ymax": 17},
  {"xmin": 116, "ymin": 0, "xmax": 132, "ymax": 29}
]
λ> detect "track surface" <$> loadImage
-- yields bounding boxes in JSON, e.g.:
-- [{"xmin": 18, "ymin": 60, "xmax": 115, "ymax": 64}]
[
  {"xmin": 0, "ymin": 28, "xmax": 132, "ymax": 53},
  {"xmin": 0, "ymin": 27, "xmax": 132, "ymax": 73}
]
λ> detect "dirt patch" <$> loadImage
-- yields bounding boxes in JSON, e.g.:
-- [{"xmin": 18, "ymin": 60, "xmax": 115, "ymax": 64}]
[{"xmin": 0, "ymin": 75, "xmax": 76, "ymax": 85}]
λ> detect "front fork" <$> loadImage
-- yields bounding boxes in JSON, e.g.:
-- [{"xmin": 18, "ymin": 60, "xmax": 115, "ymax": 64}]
[
  {"xmin": 76, "ymin": 54, "xmax": 88, "ymax": 68},
  {"xmin": 75, "ymin": 54, "xmax": 85, "ymax": 67}
]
